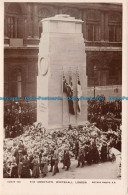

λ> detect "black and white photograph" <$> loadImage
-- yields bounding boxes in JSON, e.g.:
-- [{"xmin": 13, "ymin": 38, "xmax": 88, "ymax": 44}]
[{"xmin": 3, "ymin": 1, "xmax": 123, "ymax": 182}]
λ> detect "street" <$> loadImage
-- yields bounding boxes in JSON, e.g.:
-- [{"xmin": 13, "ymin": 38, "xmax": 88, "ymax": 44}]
[{"xmin": 45, "ymin": 159, "xmax": 119, "ymax": 179}]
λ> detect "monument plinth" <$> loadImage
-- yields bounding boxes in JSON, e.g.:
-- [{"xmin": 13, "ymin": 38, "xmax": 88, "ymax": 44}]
[{"xmin": 37, "ymin": 14, "xmax": 87, "ymax": 129}]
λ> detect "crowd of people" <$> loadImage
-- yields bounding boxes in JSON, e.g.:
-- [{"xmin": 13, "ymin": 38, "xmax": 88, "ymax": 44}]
[
  {"xmin": 3, "ymin": 121, "xmax": 121, "ymax": 178},
  {"xmin": 4, "ymin": 98, "xmax": 122, "ymax": 139},
  {"xmin": 4, "ymin": 101, "xmax": 36, "ymax": 138},
  {"xmin": 88, "ymin": 97, "xmax": 121, "ymax": 132},
  {"xmin": 3, "ymin": 97, "xmax": 122, "ymax": 178}
]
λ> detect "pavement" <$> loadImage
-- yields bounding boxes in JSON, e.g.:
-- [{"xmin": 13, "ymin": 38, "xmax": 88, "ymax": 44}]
[{"xmin": 44, "ymin": 159, "xmax": 120, "ymax": 179}]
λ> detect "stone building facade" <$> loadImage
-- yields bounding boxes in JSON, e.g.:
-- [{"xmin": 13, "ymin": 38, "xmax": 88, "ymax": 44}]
[{"xmin": 4, "ymin": 2, "xmax": 122, "ymax": 98}]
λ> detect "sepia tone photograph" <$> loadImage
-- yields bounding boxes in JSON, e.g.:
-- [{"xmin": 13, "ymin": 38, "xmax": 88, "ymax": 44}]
[{"xmin": 3, "ymin": 2, "xmax": 122, "ymax": 180}]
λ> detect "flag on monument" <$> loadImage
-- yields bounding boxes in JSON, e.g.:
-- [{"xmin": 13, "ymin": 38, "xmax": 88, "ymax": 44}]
[
  {"xmin": 63, "ymin": 74, "xmax": 67, "ymax": 93},
  {"xmin": 67, "ymin": 75, "xmax": 75, "ymax": 115},
  {"xmin": 77, "ymin": 74, "xmax": 82, "ymax": 114}
]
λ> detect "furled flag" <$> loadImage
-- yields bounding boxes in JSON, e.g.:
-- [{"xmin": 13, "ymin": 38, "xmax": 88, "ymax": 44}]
[
  {"xmin": 77, "ymin": 74, "xmax": 82, "ymax": 114},
  {"xmin": 66, "ymin": 75, "xmax": 75, "ymax": 115},
  {"xmin": 63, "ymin": 74, "xmax": 67, "ymax": 93}
]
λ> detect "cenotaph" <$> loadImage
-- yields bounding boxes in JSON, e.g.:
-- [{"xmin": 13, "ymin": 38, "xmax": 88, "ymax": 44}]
[{"xmin": 37, "ymin": 14, "xmax": 87, "ymax": 129}]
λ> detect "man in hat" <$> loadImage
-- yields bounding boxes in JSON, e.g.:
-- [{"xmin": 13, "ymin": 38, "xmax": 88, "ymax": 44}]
[
  {"xmin": 40, "ymin": 153, "xmax": 48, "ymax": 178},
  {"xmin": 74, "ymin": 139, "xmax": 79, "ymax": 160},
  {"xmin": 21, "ymin": 154, "xmax": 31, "ymax": 178},
  {"xmin": 76, "ymin": 146, "xmax": 85, "ymax": 168},
  {"xmin": 49, "ymin": 148, "xmax": 55, "ymax": 172},
  {"xmin": 62, "ymin": 147, "xmax": 71, "ymax": 171},
  {"xmin": 91, "ymin": 141, "xmax": 99, "ymax": 163},
  {"xmin": 13, "ymin": 140, "xmax": 27, "ymax": 165},
  {"xmin": 101, "ymin": 141, "xmax": 108, "ymax": 162},
  {"xmin": 13, "ymin": 140, "xmax": 27, "ymax": 177},
  {"xmin": 52, "ymin": 147, "xmax": 59, "ymax": 176}
]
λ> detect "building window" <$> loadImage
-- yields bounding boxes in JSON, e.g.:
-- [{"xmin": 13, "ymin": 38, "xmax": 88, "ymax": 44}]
[
  {"xmin": 6, "ymin": 3, "xmax": 23, "ymax": 38},
  {"xmin": 7, "ymin": 15, "xmax": 23, "ymax": 38},
  {"xmin": 87, "ymin": 23, "xmax": 101, "ymax": 41},
  {"xmin": 109, "ymin": 25, "xmax": 122, "ymax": 42},
  {"xmin": 10, "ymin": 69, "xmax": 22, "ymax": 97},
  {"xmin": 86, "ymin": 10, "xmax": 101, "ymax": 42},
  {"xmin": 7, "ymin": 16, "xmax": 15, "ymax": 38},
  {"xmin": 108, "ymin": 13, "xmax": 122, "ymax": 42}
]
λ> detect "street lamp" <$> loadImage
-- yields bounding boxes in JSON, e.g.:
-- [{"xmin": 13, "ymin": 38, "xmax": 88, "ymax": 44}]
[{"xmin": 93, "ymin": 65, "xmax": 97, "ymax": 98}]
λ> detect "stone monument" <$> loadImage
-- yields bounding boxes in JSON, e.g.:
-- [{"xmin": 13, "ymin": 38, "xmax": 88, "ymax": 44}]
[{"xmin": 37, "ymin": 14, "xmax": 87, "ymax": 129}]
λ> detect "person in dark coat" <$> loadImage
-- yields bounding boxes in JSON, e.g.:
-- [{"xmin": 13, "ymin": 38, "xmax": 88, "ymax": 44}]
[
  {"xmin": 29, "ymin": 153, "xmax": 34, "ymax": 173},
  {"xmin": 68, "ymin": 124, "xmax": 72, "ymax": 130},
  {"xmin": 3, "ymin": 169, "xmax": 11, "ymax": 178},
  {"xmin": 101, "ymin": 142, "xmax": 108, "ymax": 162},
  {"xmin": 32, "ymin": 155, "xmax": 40, "ymax": 178},
  {"xmin": 18, "ymin": 152, "xmax": 24, "ymax": 178},
  {"xmin": 86, "ymin": 144, "xmax": 93, "ymax": 165},
  {"xmin": 62, "ymin": 148, "xmax": 71, "ymax": 171},
  {"xmin": 40, "ymin": 154, "xmax": 48, "ymax": 178},
  {"xmin": 21, "ymin": 154, "xmax": 31, "ymax": 178},
  {"xmin": 49, "ymin": 149, "xmax": 55, "ymax": 172},
  {"xmin": 92, "ymin": 142, "xmax": 99, "ymax": 163},
  {"xmin": 115, "ymin": 138, "xmax": 121, "ymax": 152},
  {"xmin": 52, "ymin": 148, "xmax": 59, "ymax": 176},
  {"xmin": 13, "ymin": 140, "xmax": 27, "ymax": 165},
  {"xmin": 75, "ymin": 140, "xmax": 79, "ymax": 160},
  {"xmin": 84, "ymin": 144, "xmax": 89, "ymax": 162},
  {"xmin": 76, "ymin": 147, "xmax": 85, "ymax": 168},
  {"xmin": 11, "ymin": 159, "xmax": 18, "ymax": 178}
]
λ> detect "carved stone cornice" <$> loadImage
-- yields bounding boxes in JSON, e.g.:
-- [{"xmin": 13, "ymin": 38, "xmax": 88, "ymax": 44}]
[{"xmin": 4, "ymin": 47, "xmax": 39, "ymax": 59}]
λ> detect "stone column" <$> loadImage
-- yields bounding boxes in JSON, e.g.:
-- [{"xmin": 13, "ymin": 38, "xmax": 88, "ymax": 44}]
[
  {"xmin": 24, "ymin": 18, "xmax": 27, "ymax": 38},
  {"xmin": 4, "ymin": 16, "xmax": 8, "ymax": 38},
  {"xmin": 82, "ymin": 10, "xmax": 86, "ymax": 39},
  {"xmin": 33, "ymin": 4, "xmax": 39, "ymax": 39},
  {"xmin": 27, "ymin": 3, "xmax": 32, "ymax": 38},
  {"xmin": 4, "ymin": 15, "xmax": 9, "ymax": 46},
  {"xmin": 14, "ymin": 17, "xmax": 17, "ymax": 38},
  {"xmin": 79, "ymin": 9, "xmax": 82, "ymax": 19},
  {"xmin": 104, "ymin": 11, "xmax": 109, "ymax": 41},
  {"xmin": 101, "ymin": 12, "xmax": 105, "ymax": 41}
]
